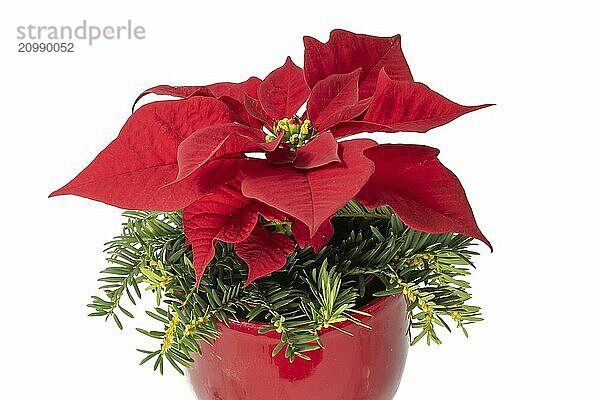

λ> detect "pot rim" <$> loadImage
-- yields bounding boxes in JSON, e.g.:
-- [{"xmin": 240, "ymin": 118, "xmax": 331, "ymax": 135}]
[{"xmin": 220, "ymin": 294, "xmax": 402, "ymax": 338}]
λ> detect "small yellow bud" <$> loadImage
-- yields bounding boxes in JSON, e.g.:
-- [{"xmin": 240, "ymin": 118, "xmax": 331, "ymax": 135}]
[
  {"xmin": 272, "ymin": 116, "xmax": 317, "ymax": 150},
  {"xmin": 300, "ymin": 119, "xmax": 312, "ymax": 135},
  {"xmin": 276, "ymin": 118, "xmax": 290, "ymax": 133},
  {"xmin": 274, "ymin": 316, "xmax": 286, "ymax": 333},
  {"xmin": 289, "ymin": 122, "xmax": 300, "ymax": 135},
  {"xmin": 161, "ymin": 314, "xmax": 179, "ymax": 353}
]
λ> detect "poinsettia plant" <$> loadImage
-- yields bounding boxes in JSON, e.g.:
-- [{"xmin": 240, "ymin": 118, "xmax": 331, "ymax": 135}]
[
  {"xmin": 51, "ymin": 30, "xmax": 490, "ymax": 372},
  {"xmin": 51, "ymin": 30, "xmax": 491, "ymax": 373}
]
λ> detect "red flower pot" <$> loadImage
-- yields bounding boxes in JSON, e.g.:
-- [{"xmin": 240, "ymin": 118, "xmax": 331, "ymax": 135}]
[{"xmin": 188, "ymin": 294, "xmax": 409, "ymax": 400}]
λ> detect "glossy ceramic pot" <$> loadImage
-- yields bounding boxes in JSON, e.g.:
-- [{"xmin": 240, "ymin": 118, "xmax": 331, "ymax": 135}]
[{"xmin": 188, "ymin": 294, "xmax": 409, "ymax": 400}]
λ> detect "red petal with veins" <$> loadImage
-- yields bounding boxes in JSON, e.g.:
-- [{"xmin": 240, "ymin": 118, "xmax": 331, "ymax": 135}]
[
  {"xmin": 291, "ymin": 218, "xmax": 334, "ymax": 253},
  {"xmin": 234, "ymin": 123, "xmax": 283, "ymax": 152},
  {"xmin": 243, "ymin": 94, "xmax": 273, "ymax": 126},
  {"xmin": 356, "ymin": 144, "xmax": 491, "ymax": 249},
  {"xmin": 307, "ymin": 69, "xmax": 370, "ymax": 131},
  {"xmin": 330, "ymin": 120, "xmax": 391, "ymax": 138},
  {"xmin": 183, "ymin": 180, "xmax": 261, "ymax": 283},
  {"xmin": 236, "ymin": 227, "xmax": 296, "ymax": 287},
  {"xmin": 304, "ymin": 29, "xmax": 413, "ymax": 98},
  {"xmin": 332, "ymin": 70, "xmax": 490, "ymax": 138},
  {"xmin": 200, "ymin": 78, "xmax": 262, "ymax": 128},
  {"xmin": 176, "ymin": 124, "xmax": 261, "ymax": 181},
  {"xmin": 293, "ymin": 132, "xmax": 340, "ymax": 169},
  {"xmin": 266, "ymin": 146, "xmax": 296, "ymax": 164},
  {"xmin": 204, "ymin": 78, "xmax": 262, "ymax": 102},
  {"xmin": 364, "ymin": 71, "xmax": 491, "ymax": 132},
  {"xmin": 186, "ymin": 158, "xmax": 249, "ymax": 196},
  {"xmin": 132, "ymin": 85, "xmax": 203, "ymax": 110},
  {"xmin": 132, "ymin": 78, "xmax": 262, "ymax": 128},
  {"xmin": 217, "ymin": 96, "xmax": 263, "ymax": 128},
  {"xmin": 241, "ymin": 139, "xmax": 376, "ymax": 236},
  {"xmin": 258, "ymin": 57, "xmax": 310, "ymax": 119},
  {"xmin": 132, "ymin": 77, "xmax": 261, "ymax": 110},
  {"xmin": 50, "ymin": 97, "xmax": 233, "ymax": 210}
]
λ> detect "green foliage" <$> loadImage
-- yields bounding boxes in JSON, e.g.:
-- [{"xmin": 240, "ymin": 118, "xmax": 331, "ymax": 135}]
[{"xmin": 88, "ymin": 201, "xmax": 483, "ymax": 374}]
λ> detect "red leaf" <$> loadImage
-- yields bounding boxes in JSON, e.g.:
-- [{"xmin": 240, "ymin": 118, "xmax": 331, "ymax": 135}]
[
  {"xmin": 307, "ymin": 69, "xmax": 370, "ymax": 131},
  {"xmin": 188, "ymin": 158, "xmax": 248, "ymax": 195},
  {"xmin": 266, "ymin": 145, "xmax": 296, "ymax": 164},
  {"xmin": 132, "ymin": 85, "xmax": 203, "ymax": 110},
  {"xmin": 176, "ymin": 124, "xmax": 261, "ymax": 181},
  {"xmin": 201, "ymin": 78, "xmax": 263, "ymax": 128},
  {"xmin": 330, "ymin": 120, "xmax": 390, "ymax": 138},
  {"xmin": 291, "ymin": 218, "xmax": 334, "ymax": 253},
  {"xmin": 50, "ymin": 97, "xmax": 233, "ymax": 210},
  {"xmin": 183, "ymin": 181, "xmax": 261, "ymax": 282},
  {"xmin": 304, "ymin": 29, "xmax": 413, "ymax": 98},
  {"xmin": 235, "ymin": 123, "xmax": 284, "ymax": 152},
  {"xmin": 335, "ymin": 70, "xmax": 491, "ymax": 137},
  {"xmin": 236, "ymin": 227, "xmax": 296, "ymax": 287},
  {"xmin": 205, "ymin": 77, "xmax": 262, "ymax": 102},
  {"xmin": 293, "ymin": 132, "xmax": 340, "ymax": 169},
  {"xmin": 243, "ymin": 94, "xmax": 273, "ymax": 126},
  {"xmin": 217, "ymin": 96, "xmax": 264, "ymax": 128},
  {"xmin": 241, "ymin": 139, "xmax": 376, "ymax": 236},
  {"xmin": 132, "ymin": 78, "xmax": 263, "ymax": 128},
  {"xmin": 356, "ymin": 144, "xmax": 491, "ymax": 249},
  {"xmin": 182, "ymin": 176, "xmax": 289, "ymax": 283},
  {"xmin": 258, "ymin": 57, "xmax": 310, "ymax": 119},
  {"xmin": 132, "ymin": 77, "xmax": 261, "ymax": 111}
]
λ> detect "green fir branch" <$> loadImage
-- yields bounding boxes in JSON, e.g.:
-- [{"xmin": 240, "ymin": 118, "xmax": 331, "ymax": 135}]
[{"xmin": 89, "ymin": 201, "xmax": 483, "ymax": 374}]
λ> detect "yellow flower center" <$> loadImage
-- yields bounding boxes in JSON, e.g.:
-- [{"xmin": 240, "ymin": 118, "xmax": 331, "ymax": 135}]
[{"xmin": 266, "ymin": 116, "xmax": 317, "ymax": 150}]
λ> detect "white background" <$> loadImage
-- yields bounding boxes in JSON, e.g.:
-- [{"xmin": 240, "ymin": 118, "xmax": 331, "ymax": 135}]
[{"xmin": 1, "ymin": 1, "xmax": 599, "ymax": 399}]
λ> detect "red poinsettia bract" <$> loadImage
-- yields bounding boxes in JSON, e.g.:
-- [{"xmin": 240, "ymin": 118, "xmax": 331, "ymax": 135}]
[{"xmin": 51, "ymin": 29, "xmax": 491, "ymax": 286}]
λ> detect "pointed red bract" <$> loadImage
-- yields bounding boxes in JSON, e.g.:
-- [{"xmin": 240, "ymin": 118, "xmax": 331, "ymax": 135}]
[
  {"xmin": 236, "ymin": 227, "xmax": 296, "ymax": 287},
  {"xmin": 176, "ymin": 124, "xmax": 260, "ymax": 181},
  {"xmin": 307, "ymin": 69, "xmax": 371, "ymax": 131},
  {"xmin": 365, "ymin": 71, "xmax": 490, "ymax": 131},
  {"xmin": 243, "ymin": 94, "xmax": 273, "ymax": 126},
  {"xmin": 200, "ymin": 78, "xmax": 263, "ymax": 128},
  {"xmin": 132, "ymin": 77, "xmax": 261, "ymax": 109},
  {"xmin": 265, "ymin": 146, "xmax": 296, "ymax": 164},
  {"xmin": 132, "ymin": 85, "xmax": 204, "ymax": 111},
  {"xmin": 293, "ymin": 132, "xmax": 340, "ymax": 169},
  {"xmin": 183, "ymin": 175, "xmax": 291, "ymax": 283},
  {"xmin": 217, "ymin": 96, "xmax": 263, "ymax": 128},
  {"xmin": 291, "ymin": 219, "xmax": 334, "ymax": 253},
  {"xmin": 183, "ymin": 158, "xmax": 250, "ymax": 197},
  {"xmin": 304, "ymin": 29, "xmax": 413, "ymax": 98},
  {"xmin": 183, "ymin": 181, "xmax": 261, "ymax": 282},
  {"xmin": 241, "ymin": 139, "xmax": 376, "ymax": 235},
  {"xmin": 50, "ymin": 97, "xmax": 233, "ymax": 210},
  {"xmin": 333, "ymin": 71, "xmax": 491, "ymax": 137},
  {"xmin": 132, "ymin": 78, "xmax": 263, "ymax": 128},
  {"xmin": 204, "ymin": 78, "xmax": 262, "ymax": 101},
  {"xmin": 235, "ymin": 124, "xmax": 284, "ymax": 152},
  {"xmin": 258, "ymin": 57, "xmax": 310, "ymax": 119},
  {"xmin": 356, "ymin": 144, "xmax": 491, "ymax": 249}
]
